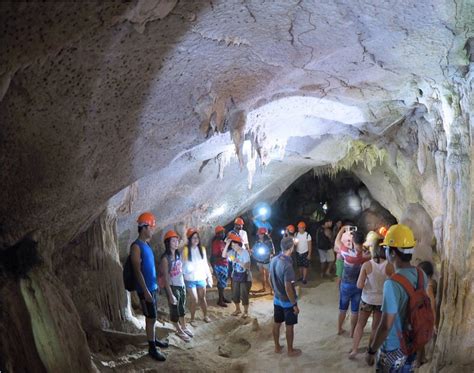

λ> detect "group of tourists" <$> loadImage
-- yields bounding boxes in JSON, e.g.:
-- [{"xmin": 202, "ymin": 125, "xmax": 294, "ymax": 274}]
[
  {"xmin": 127, "ymin": 211, "xmax": 437, "ymax": 372},
  {"xmin": 323, "ymin": 221, "xmax": 437, "ymax": 371}
]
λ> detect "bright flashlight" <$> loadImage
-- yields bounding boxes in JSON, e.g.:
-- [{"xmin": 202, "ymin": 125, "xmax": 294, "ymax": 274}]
[
  {"xmin": 281, "ymin": 229, "xmax": 285, "ymax": 235},
  {"xmin": 258, "ymin": 247, "xmax": 266, "ymax": 255},
  {"xmin": 259, "ymin": 207, "xmax": 268, "ymax": 216}
]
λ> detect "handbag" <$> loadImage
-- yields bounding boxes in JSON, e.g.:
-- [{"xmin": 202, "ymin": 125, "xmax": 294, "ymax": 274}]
[{"xmin": 233, "ymin": 270, "xmax": 248, "ymax": 282}]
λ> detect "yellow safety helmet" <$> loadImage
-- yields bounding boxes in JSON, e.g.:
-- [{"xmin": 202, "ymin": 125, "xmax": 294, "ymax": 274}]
[{"xmin": 380, "ymin": 224, "xmax": 416, "ymax": 253}]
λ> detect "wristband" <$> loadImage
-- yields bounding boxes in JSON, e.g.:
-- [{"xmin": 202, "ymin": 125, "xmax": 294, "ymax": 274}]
[{"xmin": 367, "ymin": 347, "xmax": 377, "ymax": 355}]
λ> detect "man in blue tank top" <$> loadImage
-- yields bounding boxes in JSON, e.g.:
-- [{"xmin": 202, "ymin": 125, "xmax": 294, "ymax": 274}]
[{"xmin": 131, "ymin": 212, "xmax": 168, "ymax": 361}]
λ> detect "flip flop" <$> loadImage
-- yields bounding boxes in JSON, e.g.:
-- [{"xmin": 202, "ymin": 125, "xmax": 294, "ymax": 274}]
[
  {"xmin": 241, "ymin": 313, "xmax": 249, "ymax": 319},
  {"xmin": 176, "ymin": 331, "xmax": 191, "ymax": 342},
  {"xmin": 203, "ymin": 316, "xmax": 211, "ymax": 323},
  {"xmin": 182, "ymin": 327, "xmax": 194, "ymax": 337},
  {"xmin": 231, "ymin": 310, "xmax": 242, "ymax": 316}
]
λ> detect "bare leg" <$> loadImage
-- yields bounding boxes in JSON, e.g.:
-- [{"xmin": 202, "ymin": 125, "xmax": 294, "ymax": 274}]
[
  {"xmin": 286, "ymin": 325, "xmax": 302, "ymax": 357},
  {"xmin": 326, "ymin": 261, "xmax": 334, "ymax": 275},
  {"xmin": 299, "ymin": 267, "xmax": 304, "ymax": 280},
  {"xmin": 350, "ymin": 312, "xmax": 359, "ymax": 338},
  {"xmin": 338, "ymin": 311, "xmax": 347, "ymax": 335},
  {"xmin": 369, "ymin": 310, "xmax": 382, "ymax": 346},
  {"xmin": 302, "ymin": 267, "xmax": 308, "ymax": 281},
  {"xmin": 273, "ymin": 323, "xmax": 283, "ymax": 353},
  {"xmin": 260, "ymin": 267, "xmax": 266, "ymax": 291},
  {"xmin": 349, "ymin": 310, "xmax": 371, "ymax": 358},
  {"xmin": 197, "ymin": 287, "xmax": 208, "ymax": 319},
  {"xmin": 321, "ymin": 262, "xmax": 327, "ymax": 278},
  {"xmin": 187, "ymin": 287, "xmax": 198, "ymax": 322}
]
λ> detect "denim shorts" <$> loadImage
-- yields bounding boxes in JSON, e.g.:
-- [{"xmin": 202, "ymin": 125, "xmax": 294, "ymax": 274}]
[
  {"xmin": 339, "ymin": 282, "xmax": 362, "ymax": 313},
  {"xmin": 185, "ymin": 280, "xmax": 206, "ymax": 289}
]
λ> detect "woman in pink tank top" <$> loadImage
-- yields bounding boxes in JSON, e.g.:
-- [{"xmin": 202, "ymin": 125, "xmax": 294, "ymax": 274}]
[{"xmin": 349, "ymin": 233, "xmax": 394, "ymax": 359}]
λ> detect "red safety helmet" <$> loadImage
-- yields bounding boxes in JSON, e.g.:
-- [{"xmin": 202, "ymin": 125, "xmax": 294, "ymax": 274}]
[
  {"xmin": 234, "ymin": 217, "xmax": 244, "ymax": 225},
  {"xmin": 297, "ymin": 221, "xmax": 306, "ymax": 229},
  {"xmin": 186, "ymin": 228, "xmax": 198, "ymax": 239},
  {"xmin": 286, "ymin": 225, "xmax": 296, "ymax": 234},
  {"xmin": 227, "ymin": 232, "xmax": 243, "ymax": 244},
  {"xmin": 215, "ymin": 226, "xmax": 225, "ymax": 234},
  {"xmin": 137, "ymin": 212, "xmax": 156, "ymax": 228},
  {"xmin": 257, "ymin": 227, "xmax": 268, "ymax": 235},
  {"xmin": 164, "ymin": 230, "xmax": 179, "ymax": 240}
]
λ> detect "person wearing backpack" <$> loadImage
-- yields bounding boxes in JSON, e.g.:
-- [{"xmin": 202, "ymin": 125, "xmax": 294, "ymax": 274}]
[
  {"xmin": 129, "ymin": 212, "xmax": 168, "ymax": 362},
  {"xmin": 160, "ymin": 230, "xmax": 193, "ymax": 342},
  {"xmin": 365, "ymin": 224, "xmax": 434, "ymax": 372},
  {"xmin": 183, "ymin": 228, "xmax": 213, "ymax": 323},
  {"xmin": 295, "ymin": 221, "xmax": 312, "ymax": 284}
]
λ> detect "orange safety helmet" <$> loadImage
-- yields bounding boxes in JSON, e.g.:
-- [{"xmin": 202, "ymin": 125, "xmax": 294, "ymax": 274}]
[
  {"xmin": 234, "ymin": 217, "xmax": 244, "ymax": 226},
  {"xmin": 286, "ymin": 225, "xmax": 296, "ymax": 234},
  {"xmin": 257, "ymin": 227, "xmax": 268, "ymax": 235},
  {"xmin": 164, "ymin": 230, "xmax": 179, "ymax": 241},
  {"xmin": 186, "ymin": 228, "xmax": 198, "ymax": 239},
  {"xmin": 137, "ymin": 212, "xmax": 156, "ymax": 227},
  {"xmin": 378, "ymin": 226, "xmax": 388, "ymax": 237},
  {"xmin": 227, "ymin": 232, "xmax": 243, "ymax": 244},
  {"xmin": 215, "ymin": 225, "xmax": 225, "ymax": 234},
  {"xmin": 297, "ymin": 221, "xmax": 306, "ymax": 229}
]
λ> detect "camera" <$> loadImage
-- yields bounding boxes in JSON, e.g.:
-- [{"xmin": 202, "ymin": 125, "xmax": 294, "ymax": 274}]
[{"xmin": 348, "ymin": 226, "xmax": 357, "ymax": 232}]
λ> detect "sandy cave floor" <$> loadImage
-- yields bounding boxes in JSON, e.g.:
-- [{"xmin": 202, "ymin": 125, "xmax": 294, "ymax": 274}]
[{"xmin": 93, "ymin": 264, "xmax": 376, "ymax": 373}]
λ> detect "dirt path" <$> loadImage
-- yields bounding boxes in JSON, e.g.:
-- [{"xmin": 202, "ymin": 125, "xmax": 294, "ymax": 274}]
[{"xmin": 93, "ymin": 266, "xmax": 376, "ymax": 372}]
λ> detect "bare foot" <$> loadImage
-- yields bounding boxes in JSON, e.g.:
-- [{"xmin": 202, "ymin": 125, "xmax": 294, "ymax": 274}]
[
  {"xmin": 275, "ymin": 345, "xmax": 284, "ymax": 354},
  {"xmin": 348, "ymin": 351, "xmax": 357, "ymax": 360},
  {"xmin": 288, "ymin": 348, "xmax": 302, "ymax": 357},
  {"xmin": 337, "ymin": 329, "xmax": 346, "ymax": 335}
]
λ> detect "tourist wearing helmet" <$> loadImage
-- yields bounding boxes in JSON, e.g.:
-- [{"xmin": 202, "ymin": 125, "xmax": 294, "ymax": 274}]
[
  {"xmin": 211, "ymin": 226, "xmax": 231, "ymax": 307},
  {"xmin": 130, "ymin": 212, "xmax": 167, "ymax": 361},
  {"xmin": 182, "ymin": 228, "xmax": 213, "ymax": 323},
  {"xmin": 295, "ymin": 221, "xmax": 312, "ymax": 285},
  {"xmin": 233, "ymin": 217, "xmax": 250, "ymax": 252},
  {"xmin": 366, "ymin": 224, "xmax": 431, "ymax": 372},
  {"xmin": 160, "ymin": 230, "xmax": 193, "ymax": 342},
  {"xmin": 252, "ymin": 227, "xmax": 275, "ymax": 293},
  {"xmin": 284, "ymin": 224, "xmax": 296, "ymax": 238},
  {"xmin": 222, "ymin": 232, "xmax": 252, "ymax": 318}
]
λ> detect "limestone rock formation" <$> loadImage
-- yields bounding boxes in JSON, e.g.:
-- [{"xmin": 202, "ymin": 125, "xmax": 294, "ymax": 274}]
[{"xmin": 0, "ymin": 1, "xmax": 472, "ymax": 371}]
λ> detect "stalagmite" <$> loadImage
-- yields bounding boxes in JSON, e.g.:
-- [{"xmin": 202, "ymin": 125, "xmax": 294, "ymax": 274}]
[{"xmin": 0, "ymin": 1, "xmax": 472, "ymax": 371}]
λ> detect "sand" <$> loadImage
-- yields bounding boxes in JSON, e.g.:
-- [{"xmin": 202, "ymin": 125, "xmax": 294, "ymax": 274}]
[{"xmin": 93, "ymin": 271, "xmax": 378, "ymax": 372}]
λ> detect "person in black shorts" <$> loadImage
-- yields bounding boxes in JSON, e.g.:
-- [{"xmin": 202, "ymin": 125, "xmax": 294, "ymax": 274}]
[
  {"xmin": 269, "ymin": 237, "xmax": 302, "ymax": 357},
  {"xmin": 131, "ymin": 213, "xmax": 168, "ymax": 361}
]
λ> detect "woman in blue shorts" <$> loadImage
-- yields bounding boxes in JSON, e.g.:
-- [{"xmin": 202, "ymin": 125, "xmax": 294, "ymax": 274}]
[{"xmin": 183, "ymin": 228, "xmax": 213, "ymax": 323}]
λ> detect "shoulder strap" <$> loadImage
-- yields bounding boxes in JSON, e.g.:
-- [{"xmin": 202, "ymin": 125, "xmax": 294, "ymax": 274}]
[
  {"xmin": 416, "ymin": 267, "xmax": 424, "ymax": 290},
  {"xmin": 391, "ymin": 273, "xmax": 416, "ymax": 297},
  {"xmin": 183, "ymin": 246, "xmax": 189, "ymax": 261}
]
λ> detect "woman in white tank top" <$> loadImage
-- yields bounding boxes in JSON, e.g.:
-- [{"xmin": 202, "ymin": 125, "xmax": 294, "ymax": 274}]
[{"xmin": 349, "ymin": 234, "xmax": 394, "ymax": 359}]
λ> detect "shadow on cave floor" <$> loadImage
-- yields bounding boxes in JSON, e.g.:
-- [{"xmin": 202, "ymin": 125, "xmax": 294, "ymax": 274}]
[{"xmin": 92, "ymin": 261, "xmax": 347, "ymax": 373}]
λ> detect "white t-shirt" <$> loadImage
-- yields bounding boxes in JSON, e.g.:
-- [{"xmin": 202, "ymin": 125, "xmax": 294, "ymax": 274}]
[
  {"xmin": 239, "ymin": 229, "xmax": 249, "ymax": 248},
  {"xmin": 296, "ymin": 232, "xmax": 312, "ymax": 254}
]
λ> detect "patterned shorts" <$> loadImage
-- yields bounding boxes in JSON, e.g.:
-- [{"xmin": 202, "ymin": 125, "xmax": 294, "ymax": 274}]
[
  {"xmin": 376, "ymin": 348, "xmax": 416, "ymax": 373},
  {"xmin": 213, "ymin": 265, "xmax": 229, "ymax": 289},
  {"xmin": 360, "ymin": 300, "xmax": 382, "ymax": 313},
  {"xmin": 295, "ymin": 252, "xmax": 309, "ymax": 268}
]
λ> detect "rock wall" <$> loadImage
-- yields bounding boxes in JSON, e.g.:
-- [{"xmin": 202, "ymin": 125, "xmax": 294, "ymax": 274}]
[{"xmin": 0, "ymin": 234, "xmax": 93, "ymax": 373}]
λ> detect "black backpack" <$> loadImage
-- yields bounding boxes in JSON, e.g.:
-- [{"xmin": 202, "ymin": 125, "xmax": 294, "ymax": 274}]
[{"xmin": 123, "ymin": 255, "xmax": 136, "ymax": 291}]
